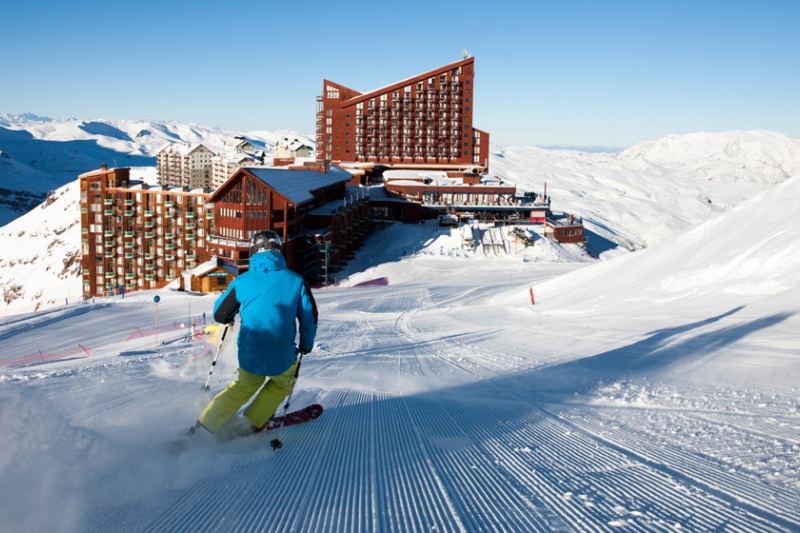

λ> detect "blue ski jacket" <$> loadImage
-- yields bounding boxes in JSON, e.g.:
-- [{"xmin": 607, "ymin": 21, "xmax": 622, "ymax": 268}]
[{"xmin": 212, "ymin": 250, "xmax": 318, "ymax": 376}]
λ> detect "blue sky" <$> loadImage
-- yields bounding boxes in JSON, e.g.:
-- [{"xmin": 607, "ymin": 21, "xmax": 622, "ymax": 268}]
[{"xmin": 1, "ymin": 0, "xmax": 798, "ymax": 147}]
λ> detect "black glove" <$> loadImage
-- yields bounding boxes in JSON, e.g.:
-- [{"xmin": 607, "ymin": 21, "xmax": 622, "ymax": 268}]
[{"xmin": 298, "ymin": 345, "xmax": 313, "ymax": 355}]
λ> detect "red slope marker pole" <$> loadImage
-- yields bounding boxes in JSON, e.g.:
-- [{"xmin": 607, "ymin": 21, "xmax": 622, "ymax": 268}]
[{"xmin": 529, "ymin": 287, "xmax": 535, "ymax": 305}]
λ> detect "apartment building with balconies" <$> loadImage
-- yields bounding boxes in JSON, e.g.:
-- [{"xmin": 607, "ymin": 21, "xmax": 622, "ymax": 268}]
[
  {"xmin": 156, "ymin": 142, "xmax": 215, "ymax": 189},
  {"xmin": 316, "ymin": 56, "xmax": 490, "ymax": 171},
  {"xmin": 79, "ymin": 165, "xmax": 212, "ymax": 297}
]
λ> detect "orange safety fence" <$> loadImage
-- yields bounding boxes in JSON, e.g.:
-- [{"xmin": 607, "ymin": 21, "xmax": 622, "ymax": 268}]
[
  {"xmin": 0, "ymin": 344, "xmax": 92, "ymax": 369},
  {"xmin": 1, "ymin": 318, "xmax": 216, "ymax": 370}
]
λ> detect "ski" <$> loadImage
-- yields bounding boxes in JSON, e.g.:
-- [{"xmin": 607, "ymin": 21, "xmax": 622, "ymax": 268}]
[
  {"xmin": 164, "ymin": 403, "xmax": 323, "ymax": 454},
  {"xmin": 263, "ymin": 403, "xmax": 324, "ymax": 432}
]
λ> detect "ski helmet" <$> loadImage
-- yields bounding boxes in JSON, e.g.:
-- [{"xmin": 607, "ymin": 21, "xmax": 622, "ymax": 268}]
[{"xmin": 250, "ymin": 230, "xmax": 283, "ymax": 254}]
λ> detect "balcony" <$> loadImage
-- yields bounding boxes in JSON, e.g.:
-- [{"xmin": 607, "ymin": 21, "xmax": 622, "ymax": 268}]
[
  {"xmin": 124, "ymin": 210, "xmax": 134, "ymax": 217},
  {"xmin": 124, "ymin": 199, "xmax": 134, "ymax": 206},
  {"xmin": 144, "ymin": 221, "xmax": 154, "ymax": 228},
  {"xmin": 104, "ymin": 241, "xmax": 115, "ymax": 248},
  {"xmin": 185, "ymin": 212, "xmax": 195, "ymax": 219},
  {"xmin": 186, "ymin": 233, "xmax": 196, "ymax": 240},
  {"xmin": 164, "ymin": 233, "xmax": 174, "ymax": 239},
  {"xmin": 165, "ymin": 243, "xmax": 176, "ymax": 251},
  {"xmin": 144, "ymin": 210, "xmax": 153, "ymax": 217},
  {"xmin": 185, "ymin": 223, "xmax": 196, "ymax": 230},
  {"xmin": 145, "ymin": 274, "xmax": 155, "ymax": 281},
  {"xmin": 104, "ymin": 209, "xmax": 115, "ymax": 216},
  {"xmin": 124, "ymin": 242, "xmax": 134, "ymax": 249},
  {"xmin": 105, "ymin": 272, "xmax": 115, "ymax": 278},
  {"xmin": 124, "ymin": 231, "xmax": 135, "ymax": 238},
  {"xmin": 165, "ymin": 254, "xmax": 175, "ymax": 261},
  {"xmin": 144, "ymin": 231, "xmax": 154, "ymax": 239},
  {"xmin": 165, "ymin": 201, "xmax": 174, "ymax": 208},
  {"xmin": 145, "ymin": 263, "xmax": 155, "ymax": 271},
  {"xmin": 103, "ymin": 198, "xmax": 113, "ymax": 206}
]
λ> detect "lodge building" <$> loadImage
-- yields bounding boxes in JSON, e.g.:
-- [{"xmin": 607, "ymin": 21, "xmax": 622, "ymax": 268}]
[
  {"xmin": 79, "ymin": 163, "xmax": 371, "ymax": 298},
  {"xmin": 207, "ymin": 164, "xmax": 370, "ymax": 285},
  {"xmin": 317, "ymin": 56, "xmax": 490, "ymax": 171}
]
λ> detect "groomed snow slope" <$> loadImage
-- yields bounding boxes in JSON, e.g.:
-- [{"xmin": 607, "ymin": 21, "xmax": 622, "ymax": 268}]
[{"xmin": 1, "ymin": 178, "xmax": 798, "ymax": 531}]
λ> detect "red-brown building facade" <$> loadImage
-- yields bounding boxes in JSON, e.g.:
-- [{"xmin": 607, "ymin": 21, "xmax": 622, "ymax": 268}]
[
  {"xmin": 79, "ymin": 166, "xmax": 211, "ymax": 297},
  {"xmin": 317, "ymin": 57, "xmax": 490, "ymax": 171},
  {"xmin": 207, "ymin": 165, "xmax": 371, "ymax": 285}
]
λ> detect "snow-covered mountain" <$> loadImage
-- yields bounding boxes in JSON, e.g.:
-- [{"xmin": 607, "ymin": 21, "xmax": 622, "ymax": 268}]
[
  {"xmin": 0, "ymin": 113, "xmax": 314, "ymax": 225},
  {"xmin": 493, "ymin": 130, "xmax": 800, "ymax": 250}
]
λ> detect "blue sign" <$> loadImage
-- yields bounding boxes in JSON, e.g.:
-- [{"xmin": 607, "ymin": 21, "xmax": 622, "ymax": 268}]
[{"xmin": 153, "ymin": 295, "xmax": 161, "ymax": 304}]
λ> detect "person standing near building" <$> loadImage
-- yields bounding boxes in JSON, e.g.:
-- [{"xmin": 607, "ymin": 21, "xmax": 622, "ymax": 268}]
[{"xmin": 191, "ymin": 230, "xmax": 318, "ymax": 439}]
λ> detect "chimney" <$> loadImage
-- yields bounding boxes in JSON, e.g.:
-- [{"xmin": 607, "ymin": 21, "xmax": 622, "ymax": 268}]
[{"xmin": 101, "ymin": 163, "xmax": 108, "ymax": 171}]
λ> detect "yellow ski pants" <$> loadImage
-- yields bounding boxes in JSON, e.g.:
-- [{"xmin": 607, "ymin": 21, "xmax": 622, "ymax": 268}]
[{"xmin": 199, "ymin": 362, "xmax": 298, "ymax": 433}]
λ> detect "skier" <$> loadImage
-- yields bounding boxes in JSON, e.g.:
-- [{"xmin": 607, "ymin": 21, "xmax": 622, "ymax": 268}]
[{"xmin": 190, "ymin": 230, "xmax": 318, "ymax": 439}]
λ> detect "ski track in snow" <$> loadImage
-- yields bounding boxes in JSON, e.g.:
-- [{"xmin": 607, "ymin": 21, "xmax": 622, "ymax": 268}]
[{"xmin": 1, "ymin": 257, "xmax": 798, "ymax": 532}]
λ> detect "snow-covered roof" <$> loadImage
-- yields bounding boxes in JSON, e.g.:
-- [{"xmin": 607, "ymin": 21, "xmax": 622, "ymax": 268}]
[
  {"xmin": 157, "ymin": 142, "xmax": 213, "ymax": 156},
  {"xmin": 185, "ymin": 258, "xmax": 219, "ymax": 278},
  {"xmin": 237, "ymin": 166, "xmax": 353, "ymax": 205},
  {"xmin": 385, "ymin": 179, "xmax": 427, "ymax": 187},
  {"xmin": 77, "ymin": 167, "xmax": 124, "ymax": 178},
  {"xmin": 276, "ymin": 137, "xmax": 314, "ymax": 152}
]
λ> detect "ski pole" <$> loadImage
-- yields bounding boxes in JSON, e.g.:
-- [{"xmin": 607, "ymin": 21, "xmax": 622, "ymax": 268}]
[
  {"xmin": 270, "ymin": 348, "xmax": 305, "ymax": 450},
  {"xmin": 203, "ymin": 324, "xmax": 230, "ymax": 391}
]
